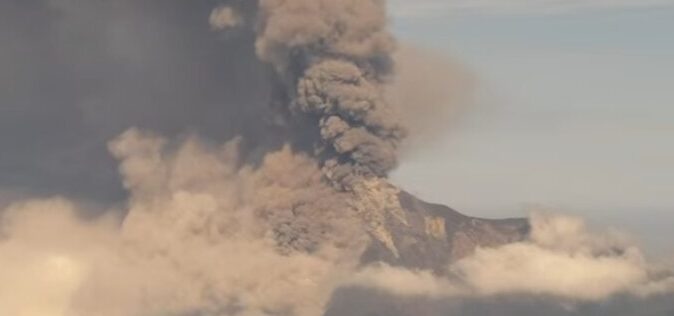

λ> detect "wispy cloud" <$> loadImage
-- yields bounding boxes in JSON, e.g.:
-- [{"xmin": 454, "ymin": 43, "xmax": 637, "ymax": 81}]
[{"xmin": 390, "ymin": 0, "xmax": 674, "ymax": 17}]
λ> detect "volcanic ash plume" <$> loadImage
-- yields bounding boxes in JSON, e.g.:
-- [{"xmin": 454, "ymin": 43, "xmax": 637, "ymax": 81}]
[
  {"xmin": 0, "ymin": 1, "xmax": 411, "ymax": 315},
  {"xmin": 1, "ymin": 130, "xmax": 370, "ymax": 316},
  {"xmin": 255, "ymin": 0, "xmax": 406, "ymax": 188},
  {"xmin": 1, "ymin": 1, "xmax": 674, "ymax": 316}
]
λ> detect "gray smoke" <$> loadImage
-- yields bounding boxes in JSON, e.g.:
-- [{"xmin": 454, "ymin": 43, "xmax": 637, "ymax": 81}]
[
  {"xmin": 254, "ymin": 0, "xmax": 407, "ymax": 188},
  {"xmin": 0, "ymin": 131, "xmax": 368, "ymax": 315},
  {"xmin": 0, "ymin": 0, "xmax": 271, "ymax": 203},
  {"xmin": 0, "ymin": 2, "xmax": 413, "ymax": 314},
  {"xmin": 0, "ymin": 0, "xmax": 406, "ymax": 202},
  {"xmin": 1, "ymin": 1, "xmax": 673, "ymax": 316}
]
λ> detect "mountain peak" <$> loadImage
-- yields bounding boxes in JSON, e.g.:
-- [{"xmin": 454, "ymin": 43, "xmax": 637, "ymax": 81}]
[{"xmin": 360, "ymin": 190, "xmax": 530, "ymax": 271}]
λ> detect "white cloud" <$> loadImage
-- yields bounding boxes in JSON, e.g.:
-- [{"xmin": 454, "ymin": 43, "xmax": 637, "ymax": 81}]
[
  {"xmin": 390, "ymin": 0, "xmax": 674, "ymax": 17},
  {"xmin": 350, "ymin": 213, "xmax": 674, "ymax": 302}
]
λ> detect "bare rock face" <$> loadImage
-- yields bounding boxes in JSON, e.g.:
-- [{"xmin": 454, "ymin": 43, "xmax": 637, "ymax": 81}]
[
  {"xmin": 323, "ymin": 190, "xmax": 531, "ymax": 315},
  {"xmin": 360, "ymin": 191, "xmax": 530, "ymax": 272}
]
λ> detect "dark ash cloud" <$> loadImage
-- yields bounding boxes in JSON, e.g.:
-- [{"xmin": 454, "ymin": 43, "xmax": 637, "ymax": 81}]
[{"xmin": 0, "ymin": 0, "xmax": 271, "ymax": 203}]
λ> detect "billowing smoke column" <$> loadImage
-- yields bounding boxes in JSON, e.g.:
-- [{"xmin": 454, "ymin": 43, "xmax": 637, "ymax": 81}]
[
  {"xmin": 1, "ymin": 1, "xmax": 674, "ymax": 316},
  {"xmin": 0, "ymin": 1, "xmax": 415, "ymax": 314},
  {"xmin": 254, "ymin": 0, "xmax": 406, "ymax": 189}
]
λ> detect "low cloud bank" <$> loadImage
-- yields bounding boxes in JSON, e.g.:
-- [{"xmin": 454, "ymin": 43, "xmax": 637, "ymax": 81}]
[
  {"xmin": 1, "ymin": 132, "xmax": 672, "ymax": 315},
  {"xmin": 349, "ymin": 212, "xmax": 674, "ymax": 303}
]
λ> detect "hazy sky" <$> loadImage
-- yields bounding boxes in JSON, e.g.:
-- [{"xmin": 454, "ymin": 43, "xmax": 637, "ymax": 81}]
[{"xmin": 389, "ymin": 1, "xmax": 674, "ymax": 254}]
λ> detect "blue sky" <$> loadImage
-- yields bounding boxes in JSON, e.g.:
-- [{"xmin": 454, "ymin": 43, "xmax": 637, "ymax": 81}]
[{"xmin": 389, "ymin": 1, "xmax": 674, "ymax": 254}]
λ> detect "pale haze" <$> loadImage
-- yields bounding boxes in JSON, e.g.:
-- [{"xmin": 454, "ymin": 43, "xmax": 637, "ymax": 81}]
[{"xmin": 390, "ymin": 1, "xmax": 674, "ymax": 255}]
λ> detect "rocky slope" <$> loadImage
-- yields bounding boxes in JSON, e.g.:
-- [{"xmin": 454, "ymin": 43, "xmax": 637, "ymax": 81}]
[{"xmin": 360, "ymin": 191, "xmax": 530, "ymax": 272}]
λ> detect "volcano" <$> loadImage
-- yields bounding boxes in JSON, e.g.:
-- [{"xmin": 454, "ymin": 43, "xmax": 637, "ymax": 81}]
[{"xmin": 362, "ymin": 191, "xmax": 530, "ymax": 271}]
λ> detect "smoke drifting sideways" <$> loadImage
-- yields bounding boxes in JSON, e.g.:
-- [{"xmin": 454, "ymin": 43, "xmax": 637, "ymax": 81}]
[{"xmin": 0, "ymin": 1, "xmax": 673, "ymax": 316}]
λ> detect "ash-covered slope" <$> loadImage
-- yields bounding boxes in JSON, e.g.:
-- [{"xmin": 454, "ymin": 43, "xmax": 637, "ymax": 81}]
[{"xmin": 361, "ymin": 191, "xmax": 530, "ymax": 271}]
